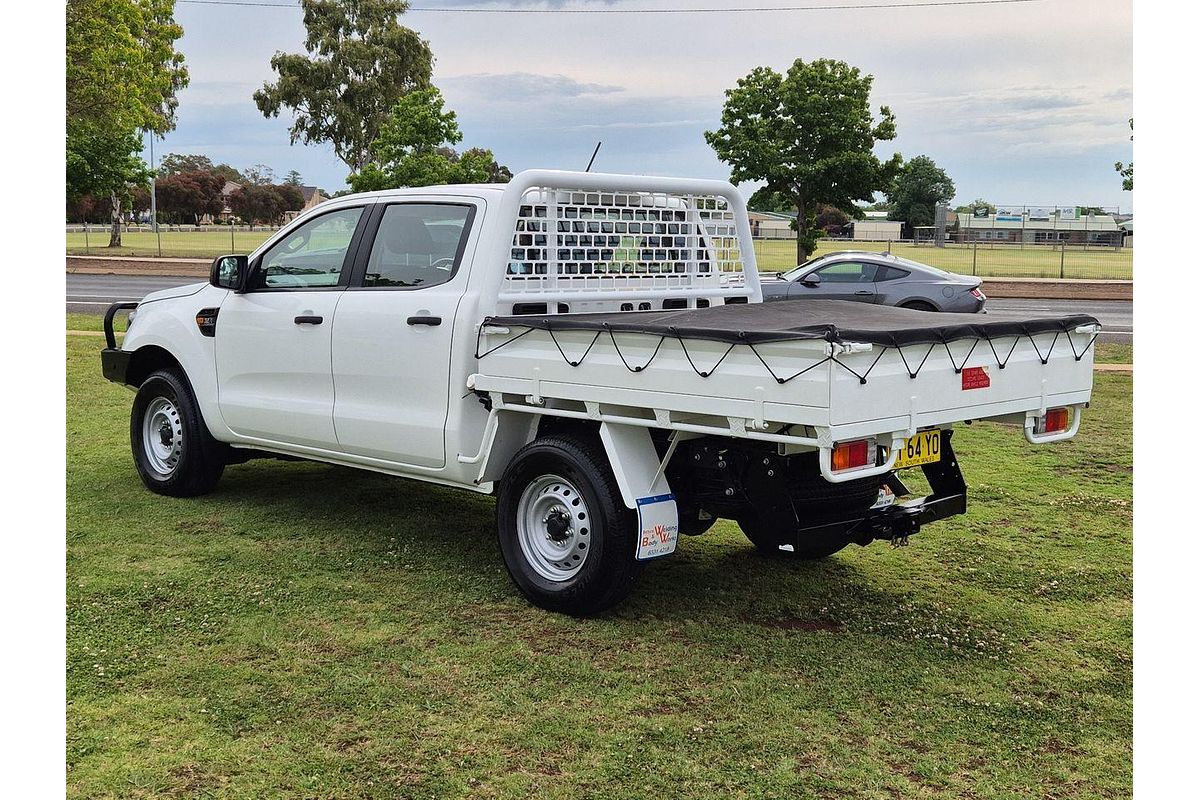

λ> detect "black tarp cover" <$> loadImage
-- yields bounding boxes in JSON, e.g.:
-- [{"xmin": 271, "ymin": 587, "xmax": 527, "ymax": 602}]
[{"xmin": 485, "ymin": 299, "xmax": 1099, "ymax": 348}]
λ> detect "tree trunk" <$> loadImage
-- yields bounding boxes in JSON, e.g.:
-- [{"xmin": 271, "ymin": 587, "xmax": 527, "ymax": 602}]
[
  {"xmin": 795, "ymin": 199, "xmax": 808, "ymax": 263},
  {"xmin": 108, "ymin": 192, "xmax": 122, "ymax": 248}
]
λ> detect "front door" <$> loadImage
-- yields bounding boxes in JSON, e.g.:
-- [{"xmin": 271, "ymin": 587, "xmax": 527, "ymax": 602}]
[
  {"xmin": 215, "ymin": 205, "xmax": 368, "ymax": 450},
  {"xmin": 791, "ymin": 260, "xmax": 879, "ymax": 303},
  {"xmin": 332, "ymin": 201, "xmax": 479, "ymax": 469}
]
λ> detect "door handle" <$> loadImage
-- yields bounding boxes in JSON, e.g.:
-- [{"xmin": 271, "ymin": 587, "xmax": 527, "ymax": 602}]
[
  {"xmin": 294, "ymin": 315, "xmax": 323, "ymax": 325},
  {"xmin": 854, "ymin": 290, "xmax": 872, "ymax": 296},
  {"xmin": 407, "ymin": 316, "xmax": 442, "ymax": 326}
]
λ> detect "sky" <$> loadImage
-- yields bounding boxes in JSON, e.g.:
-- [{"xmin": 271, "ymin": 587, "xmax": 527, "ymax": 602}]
[{"xmin": 149, "ymin": 0, "xmax": 1133, "ymax": 211}]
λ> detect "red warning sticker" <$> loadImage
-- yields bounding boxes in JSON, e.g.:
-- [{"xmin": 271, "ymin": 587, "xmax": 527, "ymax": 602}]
[{"xmin": 962, "ymin": 366, "xmax": 991, "ymax": 390}]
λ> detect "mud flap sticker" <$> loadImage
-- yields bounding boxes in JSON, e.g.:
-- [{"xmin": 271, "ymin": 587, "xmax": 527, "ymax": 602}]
[{"xmin": 635, "ymin": 493, "xmax": 679, "ymax": 560}]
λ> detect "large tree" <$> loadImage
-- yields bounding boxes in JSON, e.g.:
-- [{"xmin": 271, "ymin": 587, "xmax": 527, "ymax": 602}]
[
  {"xmin": 155, "ymin": 170, "xmax": 226, "ymax": 225},
  {"xmin": 66, "ymin": 131, "xmax": 153, "ymax": 246},
  {"xmin": 253, "ymin": 0, "xmax": 433, "ymax": 173},
  {"xmin": 66, "ymin": 0, "xmax": 188, "ymax": 137},
  {"xmin": 887, "ymin": 155, "xmax": 956, "ymax": 228},
  {"xmin": 66, "ymin": 0, "xmax": 188, "ymax": 245},
  {"xmin": 705, "ymin": 58, "xmax": 900, "ymax": 262},
  {"xmin": 347, "ymin": 88, "xmax": 508, "ymax": 191}
]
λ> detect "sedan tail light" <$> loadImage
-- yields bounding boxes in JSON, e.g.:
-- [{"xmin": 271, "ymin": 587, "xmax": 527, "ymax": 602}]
[{"xmin": 970, "ymin": 287, "xmax": 987, "ymax": 301}]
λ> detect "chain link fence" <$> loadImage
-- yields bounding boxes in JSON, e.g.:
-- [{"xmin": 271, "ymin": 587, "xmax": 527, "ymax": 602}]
[{"xmin": 753, "ymin": 237, "xmax": 1131, "ymax": 280}]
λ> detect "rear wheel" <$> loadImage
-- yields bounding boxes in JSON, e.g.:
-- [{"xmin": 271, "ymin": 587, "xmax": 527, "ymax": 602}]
[
  {"xmin": 496, "ymin": 435, "xmax": 642, "ymax": 615},
  {"xmin": 130, "ymin": 369, "xmax": 226, "ymax": 497},
  {"xmin": 900, "ymin": 300, "xmax": 938, "ymax": 312}
]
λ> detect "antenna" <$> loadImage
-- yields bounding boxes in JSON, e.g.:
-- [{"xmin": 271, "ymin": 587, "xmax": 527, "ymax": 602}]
[{"xmin": 585, "ymin": 141, "xmax": 602, "ymax": 172}]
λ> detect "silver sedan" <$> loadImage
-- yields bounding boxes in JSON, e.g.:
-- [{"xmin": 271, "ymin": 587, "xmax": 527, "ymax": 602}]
[{"xmin": 759, "ymin": 251, "xmax": 987, "ymax": 313}]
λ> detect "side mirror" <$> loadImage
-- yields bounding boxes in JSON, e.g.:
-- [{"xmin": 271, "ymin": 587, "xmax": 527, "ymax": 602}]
[
  {"xmin": 800, "ymin": 272, "xmax": 821, "ymax": 288},
  {"xmin": 210, "ymin": 254, "xmax": 248, "ymax": 291}
]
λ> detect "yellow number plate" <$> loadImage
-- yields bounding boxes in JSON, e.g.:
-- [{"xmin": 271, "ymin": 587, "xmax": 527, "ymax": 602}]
[{"xmin": 895, "ymin": 430, "xmax": 942, "ymax": 469}]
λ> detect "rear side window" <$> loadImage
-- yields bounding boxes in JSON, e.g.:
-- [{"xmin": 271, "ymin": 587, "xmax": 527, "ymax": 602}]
[
  {"xmin": 876, "ymin": 265, "xmax": 910, "ymax": 282},
  {"xmin": 362, "ymin": 204, "xmax": 473, "ymax": 289}
]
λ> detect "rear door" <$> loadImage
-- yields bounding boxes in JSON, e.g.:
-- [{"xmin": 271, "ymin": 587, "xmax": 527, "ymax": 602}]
[
  {"xmin": 215, "ymin": 205, "xmax": 369, "ymax": 449},
  {"xmin": 790, "ymin": 260, "xmax": 879, "ymax": 302},
  {"xmin": 331, "ymin": 200, "xmax": 480, "ymax": 469}
]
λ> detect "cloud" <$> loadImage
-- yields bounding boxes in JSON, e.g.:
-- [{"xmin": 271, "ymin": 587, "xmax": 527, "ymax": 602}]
[{"xmin": 440, "ymin": 72, "xmax": 624, "ymax": 102}]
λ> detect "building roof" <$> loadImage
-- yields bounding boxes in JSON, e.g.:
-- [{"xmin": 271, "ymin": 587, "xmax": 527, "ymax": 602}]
[
  {"xmin": 221, "ymin": 180, "xmax": 241, "ymax": 196},
  {"xmin": 299, "ymin": 186, "xmax": 322, "ymax": 203},
  {"xmin": 748, "ymin": 210, "xmax": 798, "ymax": 221}
]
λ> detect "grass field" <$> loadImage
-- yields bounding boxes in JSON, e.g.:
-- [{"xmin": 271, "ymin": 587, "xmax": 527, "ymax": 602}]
[
  {"xmin": 66, "ymin": 321, "xmax": 1131, "ymax": 798},
  {"xmin": 755, "ymin": 239, "xmax": 1133, "ymax": 280},
  {"xmin": 66, "ymin": 230, "xmax": 1132, "ymax": 280}
]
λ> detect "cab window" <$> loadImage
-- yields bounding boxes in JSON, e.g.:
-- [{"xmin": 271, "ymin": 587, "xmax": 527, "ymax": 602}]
[
  {"xmin": 254, "ymin": 207, "xmax": 364, "ymax": 289},
  {"xmin": 361, "ymin": 204, "xmax": 474, "ymax": 289}
]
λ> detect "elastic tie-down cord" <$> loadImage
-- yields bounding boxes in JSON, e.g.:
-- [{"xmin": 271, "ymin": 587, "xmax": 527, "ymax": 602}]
[
  {"xmin": 475, "ymin": 323, "xmax": 1094, "ymax": 384},
  {"xmin": 1027, "ymin": 330, "xmax": 1060, "ymax": 365},
  {"xmin": 896, "ymin": 342, "xmax": 938, "ymax": 380},
  {"xmin": 943, "ymin": 337, "xmax": 980, "ymax": 375},
  {"xmin": 1068, "ymin": 332, "xmax": 1099, "ymax": 361},
  {"xmin": 984, "ymin": 333, "xmax": 1021, "ymax": 369}
]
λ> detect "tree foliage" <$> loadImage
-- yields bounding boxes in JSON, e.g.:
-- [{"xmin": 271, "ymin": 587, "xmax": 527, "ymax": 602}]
[
  {"xmin": 954, "ymin": 197, "xmax": 995, "ymax": 215},
  {"xmin": 705, "ymin": 58, "xmax": 900, "ymax": 262},
  {"xmin": 1114, "ymin": 118, "xmax": 1133, "ymax": 191},
  {"xmin": 66, "ymin": 0, "xmax": 189, "ymax": 137},
  {"xmin": 347, "ymin": 88, "xmax": 509, "ymax": 191},
  {"xmin": 253, "ymin": 0, "xmax": 433, "ymax": 172},
  {"xmin": 66, "ymin": 0, "xmax": 187, "ymax": 245},
  {"xmin": 887, "ymin": 155, "xmax": 956, "ymax": 228},
  {"xmin": 155, "ymin": 170, "xmax": 226, "ymax": 225},
  {"xmin": 228, "ymin": 184, "xmax": 305, "ymax": 227},
  {"xmin": 66, "ymin": 130, "xmax": 153, "ymax": 245}
]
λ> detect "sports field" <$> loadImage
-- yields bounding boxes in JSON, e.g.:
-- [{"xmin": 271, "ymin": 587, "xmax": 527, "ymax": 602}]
[
  {"xmin": 67, "ymin": 316, "xmax": 1130, "ymax": 798},
  {"xmin": 67, "ymin": 230, "xmax": 1132, "ymax": 280},
  {"xmin": 754, "ymin": 239, "xmax": 1132, "ymax": 280}
]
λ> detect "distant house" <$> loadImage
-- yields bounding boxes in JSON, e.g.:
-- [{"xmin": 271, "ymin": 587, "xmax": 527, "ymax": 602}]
[
  {"xmin": 851, "ymin": 220, "xmax": 902, "ymax": 241},
  {"xmin": 747, "ymin": 210, "xmax": 797, "ymax": 238},
  {"xmin": 284, "ymin": 186, "xmax": 326, "ymax": 221}
]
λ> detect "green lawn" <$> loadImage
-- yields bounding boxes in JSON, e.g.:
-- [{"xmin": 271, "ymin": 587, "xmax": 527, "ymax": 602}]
[
  {"xmin": 67, "ymin": 230, "xmax": 1131, "ymax": 280},
  {"xmin": 755, "ymin": 239, "xmax": 1133, "ymax": 280},
  {"xmin": 67, "ymin": 323, "xmax": 1131, "ymax": 798},
  {"xmin": 67, "ymin": 229, "xmax": 276, "ymax": 259}
]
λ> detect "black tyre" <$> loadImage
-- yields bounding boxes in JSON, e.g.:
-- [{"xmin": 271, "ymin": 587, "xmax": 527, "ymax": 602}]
[
  {"xmin": 900, "ymin": 300, "xmax": 939, "ymax": 312},
  {"xmin": 130, "ymin": 368, "xmax": 226, "ymax": 497},
  {"xmin": 496, "ymin": 435, "xmax": 642, "ymax": 616}
]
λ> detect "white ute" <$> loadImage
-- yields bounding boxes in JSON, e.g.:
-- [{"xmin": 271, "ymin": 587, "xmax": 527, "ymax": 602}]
[{"xmin": 102, "ymin": 170, "xmax": 1099, "ymax": 615}]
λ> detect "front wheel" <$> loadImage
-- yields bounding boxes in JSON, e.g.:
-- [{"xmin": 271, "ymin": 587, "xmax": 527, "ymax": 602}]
[
  {"xmin": 130, "ymin": 369, "xmax": 226, "ymax": 497},
  {"xmin": 496, "ymin": 435, "xmax": 642, "ymax": 615}
]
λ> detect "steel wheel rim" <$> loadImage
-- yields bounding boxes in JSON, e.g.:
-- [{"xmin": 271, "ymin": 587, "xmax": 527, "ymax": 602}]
[
  {"xmin": 516, "ymin": 473, "xmax": 592, "ymax": 582},
  {"xmin": 142, "ymin": 396, "xmax": 183, "ymax": 478}
]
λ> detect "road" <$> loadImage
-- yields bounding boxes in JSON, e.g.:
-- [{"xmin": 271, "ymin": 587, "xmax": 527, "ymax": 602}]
[{"xmin": 68, "ymin": 273, "xmax": 1133, "ymax": 344}]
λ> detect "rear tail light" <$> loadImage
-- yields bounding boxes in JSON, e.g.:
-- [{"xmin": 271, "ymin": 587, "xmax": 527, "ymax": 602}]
[
  {"xmin": 970, "ymin": 287, "xmax": 986, "ymax": 301},
  {"xmin": 832, "ymin": 439, "xmax": 874, "ymax": 472},
  {"xmin": 1035, "ymin": 407, "xmax": 1070, "ymax": 434}
]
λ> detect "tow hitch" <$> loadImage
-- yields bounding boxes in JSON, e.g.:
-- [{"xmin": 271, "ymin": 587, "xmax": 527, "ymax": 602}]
[{"xmin": 788, "ymin": 429, "xmax": 968, "ymax": 549}]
